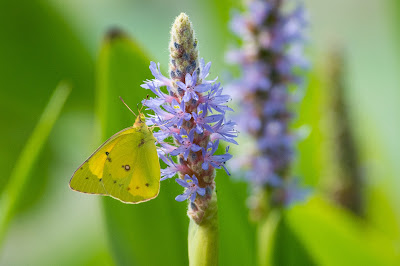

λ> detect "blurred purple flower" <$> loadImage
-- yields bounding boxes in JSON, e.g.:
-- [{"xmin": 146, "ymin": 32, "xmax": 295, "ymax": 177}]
[{"xmin": 226, "ymin": 0, "xmax": 309, "ymax": 207}]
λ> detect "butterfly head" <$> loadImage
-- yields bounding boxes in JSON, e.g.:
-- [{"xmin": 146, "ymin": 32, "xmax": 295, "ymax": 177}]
[{"xmin": 134, "ymin": 113, "xmax": 147, "ymax": 127}]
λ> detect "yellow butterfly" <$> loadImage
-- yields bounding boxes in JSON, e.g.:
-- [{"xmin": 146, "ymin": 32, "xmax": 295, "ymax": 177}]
[{"xmin": 69, "ymin": 106, "xmax": 160, "ymax": 204}]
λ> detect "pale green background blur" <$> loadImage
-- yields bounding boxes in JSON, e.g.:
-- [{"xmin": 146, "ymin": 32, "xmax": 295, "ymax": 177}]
[{"xmin": 0, "ymin": 0, "xmax": 399, "ymax": 265}]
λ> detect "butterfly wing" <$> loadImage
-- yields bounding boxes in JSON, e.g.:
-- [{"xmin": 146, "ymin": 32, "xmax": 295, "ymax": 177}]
[
  {"xmin": 101, "ymin": 128, "xmax": 161, "ymax": 203},
  {"xmin": 69, "ymin": 126, "xmax": 160, "ymax": 203}
]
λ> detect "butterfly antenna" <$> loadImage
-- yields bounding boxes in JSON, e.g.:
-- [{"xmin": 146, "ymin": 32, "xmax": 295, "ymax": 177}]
[
  {"xmin": 138, "ymin": 95, "xmax": 150, "ymax": 114},
  {"xmin": 119, "ymin": 97, "xmax": 137, "ymax": 116}
]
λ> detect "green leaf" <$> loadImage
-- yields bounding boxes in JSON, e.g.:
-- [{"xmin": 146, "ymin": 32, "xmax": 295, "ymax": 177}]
[
  {"xmin": 294, "ymin": 69, "xmax": 325, "ymax": 187},
  {"xmin": 96, "ymin": 29, "xmax": 188, "ymax": 266},
  {"xmin": 285, "ymin": 195, "xmax": 400, "ymax": 266},
  {"xmin": 0, "ymin": 0, "xmax": 94, "ymax": 213},
  {"xmin": 0, "ymin": 82, "xmax": 71, "ymax": 246},
  {"xmin": 257, "ymin": 210, "xmax": 316, "ymax": 266}
]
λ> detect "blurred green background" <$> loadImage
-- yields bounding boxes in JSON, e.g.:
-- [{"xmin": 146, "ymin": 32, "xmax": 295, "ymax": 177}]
[{"xmin": 0, "ymin": 0, "xmax": 399, "ymax": 265}]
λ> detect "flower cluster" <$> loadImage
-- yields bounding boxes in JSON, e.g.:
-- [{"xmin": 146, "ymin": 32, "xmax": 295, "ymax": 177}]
[
  {"xmin": 227, "ymin": 0, "xmax": 308, "ymax": 209},
  {"xmin": 142, "ymin": 13, "xmax": 237, "ymax": 221}
]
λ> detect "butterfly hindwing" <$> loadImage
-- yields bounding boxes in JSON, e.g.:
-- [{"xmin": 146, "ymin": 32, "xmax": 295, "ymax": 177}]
[
  {"xmin": 70, "ymin": 162, "xmax": 107, "ymax": 195},
  {"xmin": 103, "ymin": 131, "xmax": 161, "ymax": 203}
]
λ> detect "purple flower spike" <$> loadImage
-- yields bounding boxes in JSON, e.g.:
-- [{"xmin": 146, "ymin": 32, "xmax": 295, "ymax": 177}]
[
  {"xmin": 141, "ymin": 13, "xmax": 237, "ymax": 211},
  {"xmin": 227, "ymin": 0, "xmax": 309, "ymax": 208},
  {"xmin": 175, "ymin": 174, "xmax": 206, "ymax": 202}
]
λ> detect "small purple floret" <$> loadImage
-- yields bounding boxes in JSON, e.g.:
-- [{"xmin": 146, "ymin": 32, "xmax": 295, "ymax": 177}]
[{"xmin": 175, "ymin": 175, "xmax": 206, "ymax": 202}]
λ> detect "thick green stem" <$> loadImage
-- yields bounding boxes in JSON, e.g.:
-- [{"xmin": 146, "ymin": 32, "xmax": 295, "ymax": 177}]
[
  {"xmin": 188, "ymin": 191, "xmax": 218, "ymax": 266},
  {"xmin": 257, "ymin": 210, "xmax": 281, "ymax": 266}
]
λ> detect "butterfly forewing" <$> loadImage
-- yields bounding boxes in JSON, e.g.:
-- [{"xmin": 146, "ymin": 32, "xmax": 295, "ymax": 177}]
[{"xmin": 69, "ymin": 125, "xmax": 160, "ymax": 204}]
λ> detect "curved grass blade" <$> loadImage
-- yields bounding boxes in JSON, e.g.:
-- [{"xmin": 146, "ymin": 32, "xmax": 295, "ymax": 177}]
[{"xmin": 0, "ymin": 82, "xmax": 71, "ymax": 246}]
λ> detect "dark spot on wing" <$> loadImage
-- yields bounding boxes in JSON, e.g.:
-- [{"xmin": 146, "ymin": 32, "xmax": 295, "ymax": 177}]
[
  {"xmin": 99, "ymin": 178, "xmax": 102, "ymax": 182},
  {"xmin": 124, "ymin": 165, "xmax": 131, "ymax": 171},
  {"xmin": 107, "ymin": 157, "xmax": 112, "ymax": 162},
  {"xmin": 136, "ymin": 186, "xmax": 140, "ymax": 189},
  {"xmin": 113, "ymin": 180, "xmax": 117, "ymax": 184},
  {"xmin": 127, "ymin": 187, "xmax": 131, "ymax": 191},
  {"xmin": 85, "ymin": 177, "xmax": 89, "ymax": 179},
  {"xmin": 105, "ymin": 151, "xmax": 109, "ymax": 156},
  {"xmin": 138, "ymin": 139, "xmax": 145, "ymax": 147},
  {"xmin": 80, "ymin": 167, "xmax": 83, "ymax": 170},
  {"xmin": 145, "ymin": 183, "xmax": 149, "ymax": 187}
]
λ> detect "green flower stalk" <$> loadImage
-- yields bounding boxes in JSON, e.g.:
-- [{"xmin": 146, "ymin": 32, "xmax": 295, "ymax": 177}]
[
  {"xmin": 188, "ymin": 191, "xmax": 218, "ymax": 266},
  {"xmin": 142, "ymin": 13, "xmax": 237, "ymax": 265},
  {"xmin": 322, "ymin": 48, "xmax": 364, "ymax": 216}
]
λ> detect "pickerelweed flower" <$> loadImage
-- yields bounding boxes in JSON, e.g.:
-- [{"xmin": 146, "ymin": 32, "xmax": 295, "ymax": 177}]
[
  {"xmin": 141, "ymin": 13, "xmax": 237, "ymax": 224},
  {"xmin": 226, "ymin": 0, "xmax": 308, "ymax": 217}
]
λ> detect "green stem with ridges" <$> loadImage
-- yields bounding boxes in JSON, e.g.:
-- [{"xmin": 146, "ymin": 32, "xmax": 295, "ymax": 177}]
[{"xmin": 188, "ymin": 191, "xmax": 219, "ymax": 266}]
